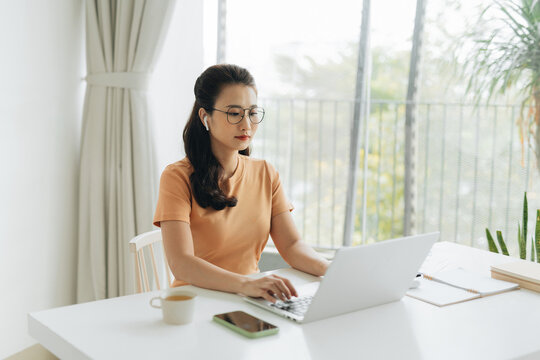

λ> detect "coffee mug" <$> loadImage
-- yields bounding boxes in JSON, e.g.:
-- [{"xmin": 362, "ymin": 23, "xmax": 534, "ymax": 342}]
[{"xmin": 150, "ymin": 288, "xmax": 197, "ymax": 325}]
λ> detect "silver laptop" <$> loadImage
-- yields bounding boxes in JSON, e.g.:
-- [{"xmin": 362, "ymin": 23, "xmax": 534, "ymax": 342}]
[{"xmin": 243, "ymin": 232, "xmax": 439, "ymax": 323}]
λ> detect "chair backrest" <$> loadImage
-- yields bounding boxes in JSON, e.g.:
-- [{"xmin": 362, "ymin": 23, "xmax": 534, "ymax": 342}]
[{"xmin": 129, "ymin": 229, "xmax": 172, "ymax": 293}]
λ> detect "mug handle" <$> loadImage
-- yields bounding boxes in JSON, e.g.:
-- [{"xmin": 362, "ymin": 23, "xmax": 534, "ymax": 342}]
[{"xmin": 150, "ymin": 297, "xmax": 161, "ymax": 309}]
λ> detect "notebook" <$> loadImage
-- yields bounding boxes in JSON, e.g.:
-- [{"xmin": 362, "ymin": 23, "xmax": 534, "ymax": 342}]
[
  {"xmin": 491, "ymin": 261, "xmax": 540, "ymax": 293},
  {"xmin": 406, "ymin": 268, "xmax": 519, "ymax": 306}
]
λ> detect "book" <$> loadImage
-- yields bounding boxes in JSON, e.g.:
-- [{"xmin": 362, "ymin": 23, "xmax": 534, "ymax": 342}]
[
  {"xmin": 406, "ymin": 268, "xmax": 519, "ymax": 307},
  {"xmin": 491, "ymin": 261, "xmax": 540, "ymax": 293}
]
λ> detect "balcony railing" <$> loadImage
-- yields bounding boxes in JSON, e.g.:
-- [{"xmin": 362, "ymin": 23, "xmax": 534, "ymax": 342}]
[{"xmin": 255, "ymin": 98, "xmax": 536, "ymax": 252}]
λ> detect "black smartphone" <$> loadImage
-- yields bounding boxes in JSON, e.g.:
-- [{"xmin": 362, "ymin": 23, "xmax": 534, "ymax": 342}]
[{"xmin": 213, "ymin": 311, "xmax": 279, "ymax": 338}]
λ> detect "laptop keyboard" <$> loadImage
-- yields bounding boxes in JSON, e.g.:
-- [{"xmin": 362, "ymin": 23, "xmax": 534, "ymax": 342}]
[{"xmin": 270, "ymin": 295, "xmax": 313, "ymax": 316}]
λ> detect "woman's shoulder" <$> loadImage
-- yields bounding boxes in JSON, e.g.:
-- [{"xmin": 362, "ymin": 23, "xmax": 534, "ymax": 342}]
[
  {"xmin": 240, "ymin": 155, "xmax": 278, "ymax": 178},
  {"xmin": 162, "ymin": 157, "xmax": 193, "ymax": 179},
  {"xmin": 240, "ymin": 154, "xmax": 270, "ymax": 169},
  {"xmin": 240, "ymin": 154, "xmax": 263, "ymax": 164}
]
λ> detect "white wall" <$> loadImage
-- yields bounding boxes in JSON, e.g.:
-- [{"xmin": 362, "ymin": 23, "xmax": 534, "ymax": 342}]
[
  {"xmin": 0, "ymin": 0, "xmax": 204, "ymax": 356},
  {"xmin": 0, "ymin": 0, "xmax": 84, "ymax": 357}
]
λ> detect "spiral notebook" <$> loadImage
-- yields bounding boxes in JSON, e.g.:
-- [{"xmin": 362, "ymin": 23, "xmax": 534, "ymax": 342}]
[{"xmin": 406, "ymin": 268, "xmax": 519, "ymax": 306}]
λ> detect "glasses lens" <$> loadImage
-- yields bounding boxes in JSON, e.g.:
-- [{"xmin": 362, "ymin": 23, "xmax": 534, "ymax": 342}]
[
  {"xmin": 249, "ymin": 107, "xmax": 265, "ymax": 124},
  {"xmin": 226, "ymin": 106, "xmax": 244, "ymax": 124}
]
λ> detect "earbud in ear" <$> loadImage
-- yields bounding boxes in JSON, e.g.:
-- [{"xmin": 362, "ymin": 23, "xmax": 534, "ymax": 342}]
[{"xmin": 203, "ymin": 116, "xmax": 209, "ymax": 131}]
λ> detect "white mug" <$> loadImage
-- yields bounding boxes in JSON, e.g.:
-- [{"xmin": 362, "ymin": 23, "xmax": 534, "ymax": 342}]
[{"xmin": 150, "ymin": 289, "xmax": 197, "ymax": 325}]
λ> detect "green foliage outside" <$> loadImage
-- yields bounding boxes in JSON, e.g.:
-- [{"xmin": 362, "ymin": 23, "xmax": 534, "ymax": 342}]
[
  {"xmin": 273, "ymin": 44, "xmax": 409, "ymax": 101},
  {"xmin": 256, "ymin": 1, "xmax": 538, "ymax": 249},
  {"xmin": 266, "ymin": 45, "xmax": 409, "ymax": 246}
]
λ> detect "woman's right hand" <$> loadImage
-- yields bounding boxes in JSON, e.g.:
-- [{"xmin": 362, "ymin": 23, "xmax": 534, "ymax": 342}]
[{"xmin": 240, "ymin": 274, "xmax": 299, "ymax": 303}]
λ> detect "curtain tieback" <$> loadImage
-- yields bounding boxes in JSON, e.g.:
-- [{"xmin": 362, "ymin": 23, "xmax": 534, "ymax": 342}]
[{"xmin": 84, "ymin": 72, "xmax": 150, "ymax": 90}]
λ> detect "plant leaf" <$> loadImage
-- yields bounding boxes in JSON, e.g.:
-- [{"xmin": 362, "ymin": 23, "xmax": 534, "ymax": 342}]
[
  {"xmin": 463, "ymin": 0, "xmax": 540, "ymax": 109},
  {"xmin": 536, "ymin": 209, "xmax": 540, "ymax": 263},
  {"xmin": 521, "ymin": 192, "xmax": 528, "ymax": 259},
  {"xmin": 496, "ymin": 231, "xmax": 510, "ymax": 255},
  {"xmin": 518, "ymin": 221, "xmax": 521, "ymax": 248},
  {"xmin": 531, "ymin": 235, "xmax": 536, "ymax": 261},
  {"xmin": 486, "ymin": 228, "xmax": 499, "ymax": 253}
]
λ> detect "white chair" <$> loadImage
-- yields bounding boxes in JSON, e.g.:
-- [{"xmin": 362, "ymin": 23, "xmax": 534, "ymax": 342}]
[{"xmin": 129, "ymin": 229, "xmax": 172, "ymax": 293}]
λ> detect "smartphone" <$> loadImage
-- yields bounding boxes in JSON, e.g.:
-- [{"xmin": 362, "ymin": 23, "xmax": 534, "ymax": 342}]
[{"xmin": 213, "ymin": 311, "xmax": 279, "ymax": 338}]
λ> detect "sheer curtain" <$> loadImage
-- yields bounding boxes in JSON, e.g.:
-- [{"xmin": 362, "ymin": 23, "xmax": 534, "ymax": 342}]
[{"xmin": 77, "ymin": 0, "xmax": 175, "ymax": 302}]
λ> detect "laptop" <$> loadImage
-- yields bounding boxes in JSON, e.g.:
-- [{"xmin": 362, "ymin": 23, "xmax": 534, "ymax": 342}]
[{"xmin": 243, "ymin": 232, "xmax": 439, "ymax": 323}]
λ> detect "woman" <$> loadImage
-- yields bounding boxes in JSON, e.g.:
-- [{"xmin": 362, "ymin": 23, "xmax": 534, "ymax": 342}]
[{"xmin": 153, "ymin": 64, "xmax": 330, "ymax": 303}]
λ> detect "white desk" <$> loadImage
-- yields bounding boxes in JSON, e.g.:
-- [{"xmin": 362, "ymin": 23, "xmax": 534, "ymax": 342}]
[{"xmin": 29, "ymin": 242, "xmax": 540, "ymax": 360}]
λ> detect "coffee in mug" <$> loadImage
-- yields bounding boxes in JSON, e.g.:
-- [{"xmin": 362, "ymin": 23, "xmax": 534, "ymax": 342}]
[
  {"xmin": 165, "ymin": 295, "xmax": 193, "ymax": 301},
  {"xmin": 150, "ymin": 289, "xmax": 196, "ymax": 325}
]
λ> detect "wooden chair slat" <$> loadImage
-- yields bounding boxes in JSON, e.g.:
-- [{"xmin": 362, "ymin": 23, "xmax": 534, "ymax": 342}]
[
  {"xmin": 129, "ymin": 230, "xmax": 173, "ymax": 293},
  {"xmin": 139, "ymin": 249, "xmax": 151, "ymax": 292},
  {"xmin": 164, "ymin": 245, "xmax": 172, "ymax": 287},
  {"xmin": 149, "ymin": 244, "xmax": 161, "ymax": 291},
  {"xmin": 134, "ymin": 252, "xmax": 143, "ymax": 293}
]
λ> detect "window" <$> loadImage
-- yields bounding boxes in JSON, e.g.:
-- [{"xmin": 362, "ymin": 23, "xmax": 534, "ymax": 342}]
[{"xmin": 197, "ymin": 0, "xmax": 538, "ymax": 253}]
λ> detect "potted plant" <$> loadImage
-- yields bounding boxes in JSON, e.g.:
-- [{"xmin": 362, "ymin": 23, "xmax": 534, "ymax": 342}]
[
  {"xmin": 486, "ymin": 192, "xmax": 540, "ymax": 262},
  {"xmin": 465, "ymin": 0, "xmax": 540, "ymax": 171}
]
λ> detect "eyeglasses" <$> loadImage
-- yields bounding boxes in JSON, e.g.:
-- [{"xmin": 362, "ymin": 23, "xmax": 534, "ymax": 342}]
[{"xmin": 212, "ymin": 106, "xmax": 265, "ymax": 125}]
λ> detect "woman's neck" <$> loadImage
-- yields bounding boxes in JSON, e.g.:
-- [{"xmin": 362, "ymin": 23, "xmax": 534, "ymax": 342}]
[{"xmin": 213, "ymin": 150, "xmax": 239, "ymax": 181}]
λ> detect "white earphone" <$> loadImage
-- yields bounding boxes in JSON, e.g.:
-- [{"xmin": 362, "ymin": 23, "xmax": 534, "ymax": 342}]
[{"xmin": 203, "ymin": 116, "xmax": 209, "ymax": 131}]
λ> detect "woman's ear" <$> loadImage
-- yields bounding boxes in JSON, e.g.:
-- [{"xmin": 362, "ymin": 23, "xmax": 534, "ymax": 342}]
[{"xmin": 198, "ymin": 108, "xmax": 209, "ymax": 131}]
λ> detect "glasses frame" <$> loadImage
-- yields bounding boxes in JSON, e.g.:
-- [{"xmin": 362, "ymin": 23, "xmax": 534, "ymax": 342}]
[{"xmin": 212, "ymin": 106, "xmax": 265, "ymax": 125}]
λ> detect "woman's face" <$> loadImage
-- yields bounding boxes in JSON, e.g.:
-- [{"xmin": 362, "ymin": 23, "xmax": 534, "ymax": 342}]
[{"xmin": 206, "ymin": 84, "xmax": 259, "ymax": 154}]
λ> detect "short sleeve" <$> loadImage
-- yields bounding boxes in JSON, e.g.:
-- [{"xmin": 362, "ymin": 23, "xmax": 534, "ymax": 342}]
[
  {"xmin": 266, "ymin": 161, "xmax": 294, "ymax": 217},
  {"xmin": 153, "ymin": 164, "xmax": 192, "ymax": 227}
]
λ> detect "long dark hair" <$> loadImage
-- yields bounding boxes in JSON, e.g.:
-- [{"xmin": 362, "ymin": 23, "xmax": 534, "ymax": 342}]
[{"xmin": 183, "ymin": 64, "xmax": 256, "ymax": 210}]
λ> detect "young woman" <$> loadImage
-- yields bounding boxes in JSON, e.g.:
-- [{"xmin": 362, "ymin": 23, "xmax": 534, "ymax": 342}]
[{"xmin": 153, "ymin": 64, "xmax": 330, "ymax": 303}]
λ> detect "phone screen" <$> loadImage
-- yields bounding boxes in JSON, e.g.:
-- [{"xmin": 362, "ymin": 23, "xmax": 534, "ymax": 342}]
[{"xmin": 214, "ymin": 311, "xmax": 277, "ymax": 333}]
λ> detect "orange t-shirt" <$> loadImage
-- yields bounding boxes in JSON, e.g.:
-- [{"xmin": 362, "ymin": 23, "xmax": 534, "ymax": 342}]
[{"xmin": 153, "ymin": 155, "xmax": 293, "ymax": 287}]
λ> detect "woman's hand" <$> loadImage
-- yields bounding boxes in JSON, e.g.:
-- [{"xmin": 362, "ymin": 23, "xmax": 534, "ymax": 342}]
[{"xmin": 240, "ymin": 274, "xmax": 299, "ymax": 303}]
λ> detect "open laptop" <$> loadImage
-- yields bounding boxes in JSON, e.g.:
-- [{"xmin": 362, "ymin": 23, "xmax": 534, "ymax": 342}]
[{"xmin": 243, "ymin": 232, "xmax": 439, "ymax": 323}]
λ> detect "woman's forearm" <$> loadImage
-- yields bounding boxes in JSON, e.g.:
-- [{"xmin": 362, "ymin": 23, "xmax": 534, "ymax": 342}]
[
  {"xmin": 282, "ymin": 241, "xmax": 330, "ymax": 277},
  {"xmin": 173, "ymin": 255, "xmax": 248, "ymax": 294}
]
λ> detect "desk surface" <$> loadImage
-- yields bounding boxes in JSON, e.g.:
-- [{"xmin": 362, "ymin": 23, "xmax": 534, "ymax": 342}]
[{"xmin": 29, "ymin": 242, "xmax": 540, "ymax": 360}]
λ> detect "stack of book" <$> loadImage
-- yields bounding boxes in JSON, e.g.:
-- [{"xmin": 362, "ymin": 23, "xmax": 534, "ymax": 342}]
[{"xmin": 491, "ymin": 261, "xmax": 540, "ymax": 293}]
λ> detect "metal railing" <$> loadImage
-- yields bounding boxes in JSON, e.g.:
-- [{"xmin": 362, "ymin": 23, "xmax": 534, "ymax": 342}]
[{"xmin": 255, "ymin": 98, "xmax": 535, "ymax": 251}]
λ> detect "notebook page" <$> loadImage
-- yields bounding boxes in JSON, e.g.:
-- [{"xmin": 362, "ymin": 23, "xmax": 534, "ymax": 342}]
[
  {"xmin": 427, "ymin": 268, "xmax": 519, "ymax": 296},
  {"xmin": 406, "ymin": 277, "xmax": 479, "ymax": 306}
]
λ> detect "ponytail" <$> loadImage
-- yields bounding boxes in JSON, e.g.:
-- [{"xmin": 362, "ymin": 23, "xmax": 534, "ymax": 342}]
[{"xmin": 183, "ymin": 64, "xmax": 255, "ymax": 210}]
